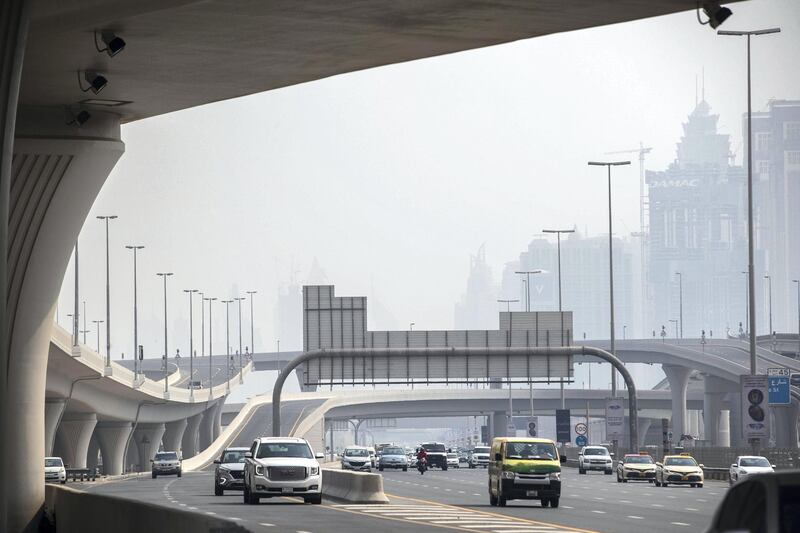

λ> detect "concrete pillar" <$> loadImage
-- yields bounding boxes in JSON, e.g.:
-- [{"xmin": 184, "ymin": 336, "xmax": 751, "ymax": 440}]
[
  {"xmin": 86, "ymin": 434, "xmax": 100, "ymax": 471},
  {"xmin": 212, "ymin": 400, "xmax": 223, "ymax": 441},
  {"xmin": 637, "ymin": 417, "xmax": 652, "ymax": 447},
  {"xmin": 199, "ymin": 401, "xmax": 222, "ymax": 451},
  {"xmin": 703, "ymin": 374, "xmax": 736, "ymax": 446},
  {"xmin": 54, "ymin": 413, "xmax": 97, "ymax": 468},
  {"xmin": 718, "ymin": 410, "xmax": 730, "ymax": 447},
  {"xmin": 181, "ymin": 412, "xmax": 203, "ymax": 458},
  {"xmin": 773, "ymin": 402, "xmax": 799, "ymax": 449},
  {"xmin": 728, "ymin": 392, "xmax": 743, "ymax": 447},
  {"xmin": 491, "ymin": 411, "xmax": 508, "ymax": 440},
  {"xmin": 44, "ymin": 398, "xmax": 66, "ymax": 456},
  {"xmin": 163, "ymin": 419, "xmax": 188, "ymax": 454},
  {"xmin": 662, "ymin": 365, "xmax": 692, "ymax": 443},
  {"xmin": 125, "ymin": 437, "xmax": 140, "ymax": 472},
  {"xmin": 95, "ymin": 422, "xmax": 133, "ymax": 476},
  {"xmin": 133, "ymin": 423, "xmax": 166, "ymax": 472}
]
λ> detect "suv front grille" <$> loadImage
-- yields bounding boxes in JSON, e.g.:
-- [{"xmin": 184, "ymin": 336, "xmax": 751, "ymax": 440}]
[
  {"xmin": 230, "ymin": 470, "xmax": 244, "ymax": 479},
  {"xmin": 268, "ymin": 466, "xmax": 306, "ymax": 481}
]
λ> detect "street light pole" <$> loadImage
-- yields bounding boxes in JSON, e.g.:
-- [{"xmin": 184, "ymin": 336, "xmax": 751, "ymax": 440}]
[
  {"xmin": 764, "ymin": 275, "xmax": 773, "ymax": 336},
  {"xmin": 497, "ymin": 299, "xmax": 519, "ymax": 312},
  {"xmin": 204, "ymin": 296, "xmax": 217, "ymax": 397},
  {"xmin": 515, "ymin": 270, "xmax": 544, "ymax": 312},
  {"xmin": 97, "ymin": 215, "xmax": 117, "ymax": 369},
  {"xmin": 669, "ymin": 319, "xmax": 679, "ymax": 339},
  {"xmin": 184, "ymin": 289, "xmax": 198, "ymax": 399},
  {"xmin": 92, "ymin": 320, "xmax": 104, "ymax": 352},
  {"xmin": 157, "ymin": 272, "xmax": 174, "ymax": 397},
  {"xmin": 588, "ymin": 160, "xmax": 631, "ymax": 398},
  {"xmin": 718, "ymin": 27, "xmax": 780, "ymax": 377},
  {"xmin": 793, "ymin": 280, "xmax": 800, "ymax": 357},
  {"xmin": 676, "ymin": 272, "xmax": 683, "ymax": 339},
  {"xmin": 125, "ymin": 245, "xmax": 144, "ymax": 384},
  {"xmin": 247, "ymin": 290, "xmax": 257, "ymax": 354},
  {"xmin": 235, "ymin": 296, "xmax": 246, "ymax": 383},
  {"xmin": 82, "ymin": 300, "xmax": 87, "ymax": 345},
  {"xmin": 222, "ymin": 299, "xmax": 233, "ymax": 393},
  {"xmin": 73, "ymin": 241, "xmax": 79, "ymax": 347},
  {"xmin": 542, "ymin": 229, "xmax": 575, "ymax": 313},
  {"xmin": 742, "ymin": 271, "xmax": 749, "ymax": 335},
  {"xmin": 199, "ymin": 291, "xmax": 205, "ymax": 356}
]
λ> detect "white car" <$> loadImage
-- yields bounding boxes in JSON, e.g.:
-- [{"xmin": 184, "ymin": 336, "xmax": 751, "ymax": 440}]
[
  {"xmin": 447, "ymin": 453, "xmax": 460, "ymax": 468},
  {"xmin": 729, "ymin": 455, "xmax": 775, "ymax": 486},
  {"xmin": 45, "ymin": 457, "xmax": 66, "ymax": 484},
  {"xmin": 341, "ymin": 446, "xmax": 372, "ymax": 472},
  {"xmin": 243, "ymin": 437, "xmax": 323, "ymax": 504},
  {"xmin": 367, "ymin": 447, "xmax": 377, "ymax": 468},
  {"xmin": 469, "ymin": 446, "xmax": 490, "ymax": 468},
  {"xmin": 578, "ymin": 446, "xmax": 613, "ymax": 475}
]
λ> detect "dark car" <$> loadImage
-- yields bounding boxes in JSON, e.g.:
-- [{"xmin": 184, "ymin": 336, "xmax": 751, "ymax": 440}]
[
  {"xmin": 214, "ymin": 447, "xmax": 249, "ymax": 495},
  {"xmin": 705, "ymin": 470, "xmax": 800, "ymax": 533},
  {"xmin": 420, "ymin": 442, "xmax": 448, "ymax": 470},
  {"xmin": 151, "ymin": 451, "xmax": 182, "ymax": 478}
]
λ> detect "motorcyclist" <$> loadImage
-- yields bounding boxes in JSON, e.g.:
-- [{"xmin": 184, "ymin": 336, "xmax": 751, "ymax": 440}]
[{"xmin": 416, "ymin": 447, "xmax": 428, "ymax": 474}]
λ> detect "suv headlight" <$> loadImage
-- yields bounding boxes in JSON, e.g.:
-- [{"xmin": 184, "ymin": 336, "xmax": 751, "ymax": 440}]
[
  {"xmin": 255, "ymin": 464, "xmax": 264, "ymax": 476},
  {"xmin": 501, "ymin": 471, "xmax": 515, "ymax": 479},
  {"xmin": 310, "ymin": 466, "xmax": 319, "ymax": 476},
  {"xmin": 548, "ymin": 472, "xmax": 561, "ymax": 481}
]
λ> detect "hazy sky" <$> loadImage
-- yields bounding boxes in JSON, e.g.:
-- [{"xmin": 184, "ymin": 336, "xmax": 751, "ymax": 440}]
[{"xmin": 59, "ymin": 0, "xmax": 799, "ymax": 358}]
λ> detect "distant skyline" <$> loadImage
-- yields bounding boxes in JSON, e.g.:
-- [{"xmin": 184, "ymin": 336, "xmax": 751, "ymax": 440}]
[{"xmin": 58, "ymin": 0, "xmax": 799, "ymax": 359}]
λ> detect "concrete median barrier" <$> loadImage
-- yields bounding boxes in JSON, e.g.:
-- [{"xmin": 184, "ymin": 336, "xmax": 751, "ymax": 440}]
[
  {"xmin": 43, "ymin": 484, "xmax": 248, "ymax": 533},
  {"xmin": 322, "ymin": 468, "xmax": 389, "ymax": 504}
]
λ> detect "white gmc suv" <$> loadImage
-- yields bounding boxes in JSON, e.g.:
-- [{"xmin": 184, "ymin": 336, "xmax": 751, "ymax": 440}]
[{"xmin": 243, "ymin": 437, "xmax": 324, "ymax": 504}]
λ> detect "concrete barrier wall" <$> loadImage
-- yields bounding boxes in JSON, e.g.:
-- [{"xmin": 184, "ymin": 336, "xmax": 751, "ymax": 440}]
[
  {"xmin": 321, "ymin": 468, "xmax": 389, "ymax": 504},
  {"xmin": 44, "ymin": 484, "xmax": 248, "ymax": 533}
]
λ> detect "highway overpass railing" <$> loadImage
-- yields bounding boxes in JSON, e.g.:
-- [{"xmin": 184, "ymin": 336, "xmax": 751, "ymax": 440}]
[{"xmin": 273, "ymin": 346, "xmax": 639, "ymax": 450}]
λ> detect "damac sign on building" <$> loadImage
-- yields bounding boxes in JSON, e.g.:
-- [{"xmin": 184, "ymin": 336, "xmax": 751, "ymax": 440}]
[{"xmin": 649, "ymin": 179, "xmax": 701, "ymax": 188}]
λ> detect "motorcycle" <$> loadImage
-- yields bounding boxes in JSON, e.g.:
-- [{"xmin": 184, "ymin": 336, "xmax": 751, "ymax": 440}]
[{"xmin": 417, "ymin": 457, "xmax": 427, "ymax": 475}]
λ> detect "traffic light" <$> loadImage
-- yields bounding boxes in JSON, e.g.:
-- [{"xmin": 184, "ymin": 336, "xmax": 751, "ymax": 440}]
[{"xmin": 528, "ymin": 421, "xmax": 537, "ymax": 437}]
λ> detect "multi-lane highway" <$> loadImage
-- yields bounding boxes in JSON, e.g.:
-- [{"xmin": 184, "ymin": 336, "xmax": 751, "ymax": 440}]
[{"xmin": 78, "ymin": 466, "xmax": 727, "ymax": 532}]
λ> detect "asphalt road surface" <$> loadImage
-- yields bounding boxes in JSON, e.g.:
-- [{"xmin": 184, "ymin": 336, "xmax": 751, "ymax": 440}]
[
  {"xmin": 78, "ymin": 465, "xmax": 727, "ymax": 532},
  {"xmin": 117, "ymin": 355, "xmax": 245, "ymax": 389}
]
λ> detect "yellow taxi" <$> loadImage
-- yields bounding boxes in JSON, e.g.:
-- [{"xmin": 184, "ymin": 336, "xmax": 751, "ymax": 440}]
[
  {"xmin": 616, "ymin": 453, "xmax": 656, "ymax": 483},
  {"xmin": 655, "ymin": 453, "xmax": 704, "ymax": 488}
]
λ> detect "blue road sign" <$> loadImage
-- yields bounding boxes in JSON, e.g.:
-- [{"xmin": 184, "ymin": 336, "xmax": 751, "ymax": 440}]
[
  {"xmin": 768, "ymin": 376, "xmax": 790, "ymax": 405},
  {"xmin": 576, "ymin": 435, "xmax": 588, "ymax": 447}
]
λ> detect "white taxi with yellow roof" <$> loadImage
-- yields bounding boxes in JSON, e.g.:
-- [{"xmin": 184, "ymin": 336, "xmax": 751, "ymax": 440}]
[
  {"xmin": 655, "ymin": 453, "xmax": 704, "ymax": 488},
  {"xmin": 616, "ymin": 453, "xmax": 656, "ymax": 483}
]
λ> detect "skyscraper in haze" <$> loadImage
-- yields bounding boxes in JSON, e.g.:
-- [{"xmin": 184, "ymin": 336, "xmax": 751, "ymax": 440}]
[
  {"xmin": 646, "ymin": 99, "xmax": 747, "ymax": 338},
  {"xmin": 454, "ymin": 245, "xmax": 498, "ymax": 330},
  {"xmin": 749, "ymin": 99, "xmax": 800, "ymax": 334}
]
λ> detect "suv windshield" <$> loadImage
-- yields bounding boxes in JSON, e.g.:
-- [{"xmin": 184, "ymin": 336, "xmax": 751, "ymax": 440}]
[
  {"xmin": 45, "ymin": 458, "xmax": 63, "ymax": 467},
  {"xmin": 345, "ymin": 448, "xmax": 368, "ymax": 457},
  {"xmin": 257, "ymin": 442, "xmax": 313, "ymax": 459},
  {"xmin": 155, "ymin": 452, "xmax": 178, "ymax": 461},
  {"xmin": 422, "ymin": 444, "xmax": 446, "ymax": 453},
  {"xmin": 625, "ymin": 456, "xmax": 654, "ymax": 464},
  {"xmin": 506, "ymin": 442, "xmax": 557, "ymax": 460},
  {"xmin": 473, "ymin": 447, "xmax": 490, "ymax": 454},
  {"xmin": 221, "ymin": 450, "xmax": 247, "ymax": 463},
  {"xmin": 583, "ymin": 448, "xmax": 608, "ymax": 456},
  {"xmin": 665, "ymin": 457, "xmax": 697, "ymax": 466},
  {"xmin": 384, "ymin": 448, "xmax": 404, "ymax": 455},
  {"xmin": 740, "ymin": 457, "xmax": 770, "ymax": 467}
]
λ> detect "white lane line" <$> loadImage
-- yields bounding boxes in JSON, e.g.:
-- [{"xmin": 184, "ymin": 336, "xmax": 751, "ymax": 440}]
[
  {"xmin": 561, "ymin": 505, "xmax": 574, "ymax": 509},
  {"xmin": 697, "ymin": 499, "xmax": 708, "ymax": 502},
  {"xmin": 652, "ymin": 504, "xmax": 664, "ymax": 507},
  {"xmin": 259, "ymin": 523, "xmax": 274, "ymax": 527},
  {"xmin": 458, "ymin": 491, "xmax": 465, "ymax": 494},
  {"xmin": 179, "ymin": 503, "xmax": 187, "ymax": 506},
  {"xmin": 670, "ymin": 522, "xmax": 691, "ymax": 527},
  {"xmin": 627, "ymin": 516, "xmax": 644, "ymax": 520},
  {"xmin": 473, "ymin": 493, "xmax": 481, "ymax": 496},
  {"xmin": 188, "ymin": 507, "xmax": 198, "ymax": 510},
  {"xmin": 709, "ymin": 492, "xmax": 719, "ymax": 495},
  {"xmin": 591, "ymin": 510, "xmax": 606, "ymax": 514},
  {"xmin": 619, "ymin": 500, "xmax": 632, "ymax": 503},
  {"xmin": 685, "ymin": 508, "xmax": 699, "ymax": 511},
  {"xmin": 205, "ymin": 511, "xmax": 216, "ymax": 515}
]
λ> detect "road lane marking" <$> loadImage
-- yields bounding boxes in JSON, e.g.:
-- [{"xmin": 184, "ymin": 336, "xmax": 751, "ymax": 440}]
[
  {"xmin": 627, "ymin": 516, "xmax": 644, "ymax": 520},
  {"xmin": 685, "ymin": 508, "xmax": 698, "ymax": 511},
  {"xmin": 670, "ymin": 522, "xmax": 691, "ymax": 527},
  {"xmin": 259, "ymin": 524, "xmax": 274, "ymax": 527},
  {"xmin": 590, "ymin": 510, "xmax": 606, "ymax": 514}
]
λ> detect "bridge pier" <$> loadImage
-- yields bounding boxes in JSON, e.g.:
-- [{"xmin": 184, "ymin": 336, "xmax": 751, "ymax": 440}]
[
  {"xmin": 637, "ymin": 417, "xmax": 652, "ymax": 447},
  {"xmin": 662, "ymin": 365, "xmax": 691, "ymax": 443},
  {"xmin": 163, "ymin": 419, "xmax": 188, "ymax": 454},
  {"xmin": 44, "ymin": 398, "xmax": 66, "ymax": 456},
  {"xmin": 773, "ymin": 402, "xmax": 799, "ymax": 448},
  {"xmin": 95, "ymin": 422, "xmax": 133, "ymax": 475},
  {"xmin": 728, "ymin": 392, "xmax": 743, "ymax": 447},
  {"xmin": 86, "ymin": 434, "xmax": 100, "ymax": 472},
  {"xmin": 182, "ymin": 412, "xmax": 203, "ymax": 458},
  {"xmin": 703, "ymin": 374, "xmax": 734, "ymax": 446},
  {"xmin": 199, "ymin": 401, "xmax": 222, "ymax": 451},
  {"xmin": 54, "ymin": 413, "xmax": 97, "ymax": 469},
  {"xmin": 133, "ymin": 423, "xmax": 166, "ymax": 472},
  {"xmin": 490, "ymin": 411, "xmax": 508, "ymax": 440}
]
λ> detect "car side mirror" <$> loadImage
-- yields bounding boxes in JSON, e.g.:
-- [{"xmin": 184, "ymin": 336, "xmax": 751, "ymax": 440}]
[
  {"xmin": 315, "ymin": 453, "xmax": 324, "ymax": 459},
  {"xmin": 494, "ymin": 453, "xmax": 501, "ymax": 461},
  {"xmin": 560, "ymin": 455, "xmax": 567, "ymax": 464},
  {"xmin": 771, "ymin": 464, "xmax": 776, "ymax": 469},
  {"xmin": 150, "ymin": 459, "xmax": 154, "ymax": 462},
  {"xmin": 699, "ymin": 464, "xmax": 705, "ymax": 469},
  {"xmin": 610, "ymin": 452, "xmax": 615, "ymax": 457},
  {"xmin": 656, "ymin": 462, "xmax": 662, "ymax": 467},
  {"xmin": 245, "ymin": 452, "xmax": 253, "ymax": 459},
  {"xmin": 578, "ymin": 453, "xmax": 583, "ymax": 457},
  {"xmin": 213, "ymin": 460, "xmax": 220, "ymax": 464},
  {"xmin": 731, "ymin": 464, "xmax": 737, "ymax": 468}
]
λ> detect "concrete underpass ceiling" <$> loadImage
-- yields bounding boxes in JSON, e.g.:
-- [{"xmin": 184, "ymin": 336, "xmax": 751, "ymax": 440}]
[{"xmin": 23, "ymin": 0, "xmax": 741, "ymax": 123}]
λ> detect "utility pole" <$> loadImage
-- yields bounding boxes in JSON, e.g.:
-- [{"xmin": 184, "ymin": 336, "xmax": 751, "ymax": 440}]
[
  {"xmin": 764, "ymin": 275, "xmax": 773, "ymax": 336},
  {"xmin": 246, "ymin": 290, "xmax": 257, "ymax": 354},
  {"xmin": 73, "ymin": 241, "xmax": 79, "ymax": 347},
  {"xmin": 235, "ymin": 296, "xmax": 246, "ymax": 383},
  {"xmin": 92, "ymin": 320, "xmax": 104, "ymax": 352},
  {"xmin": 97, "ymin": 215, "xmax": 117, "ymax": 369},
  {"xmin": 126, "ymin": 245, "xmax": 144, "ymax": 384},
  {"xmin": 157, "ymin": 272, "xmax": 174, "ymax": 397},
  {"xmin": 204, "ymin": 296, "xmax": 217, "ymax": 397},
  {"xmin": 82, "ymin": 300, "xmax": 87, "ymax": 345},
  {"xmin": 184, "ymin": 289, "xmax": 198, "ymax": 400},
  {"xmin": 222, "ymin": 299, "xmax": 233, "ymax": 393}
]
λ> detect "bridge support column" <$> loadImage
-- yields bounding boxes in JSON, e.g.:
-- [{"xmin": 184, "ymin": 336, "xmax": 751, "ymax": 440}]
[
  {"xmin": 55, "ymin": 413, "xmax": 97, "ymax": 468},
  {"xmin": 44, "ymin": 398, "xmax": 66, "ymax": 456},
  {"xmin": 728, "ymin": 392, "xmax": 743, "ymax": 447},
  {"xmin": 182, "ymin": 412, "xmax": 203, "ymax": 458},
  {"xmin": 133, "ymin": 423, "xmax": 166, "ymax": 472},
  {"xmin": 662, "ymin": 365, "xmax": 691, "ymax": 443},
  {"xmin": 703, "ymin": 374, "xmax": 735, "ymax": 446},
  {"xmin": 86, "ymin": 434, "xmax": 100, "ymax": 471},
  {"xmin": 95, "ymin": 422, "xmax": 133, "ymax": 476},
  {"xmin": 637, "ymin": 417, "xmax": 652, "ymax": 447},
  {"xmin": 199, "ymin": 401, "xmax": 222, "ymax": 451},
  {"xmin": 491, "ymin": 411, "xmax": 508, "ymax": 440},
  {"xmin": 773, "ymin": 403, "xmax": 799, "ymax": 448},
  {"xmin": 164, "ymin": 419, "xmax": 188, "ymax": 454},
  {"xmin": 213, "ymin": 401, "xmax": 223, "ymax": 441}
]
